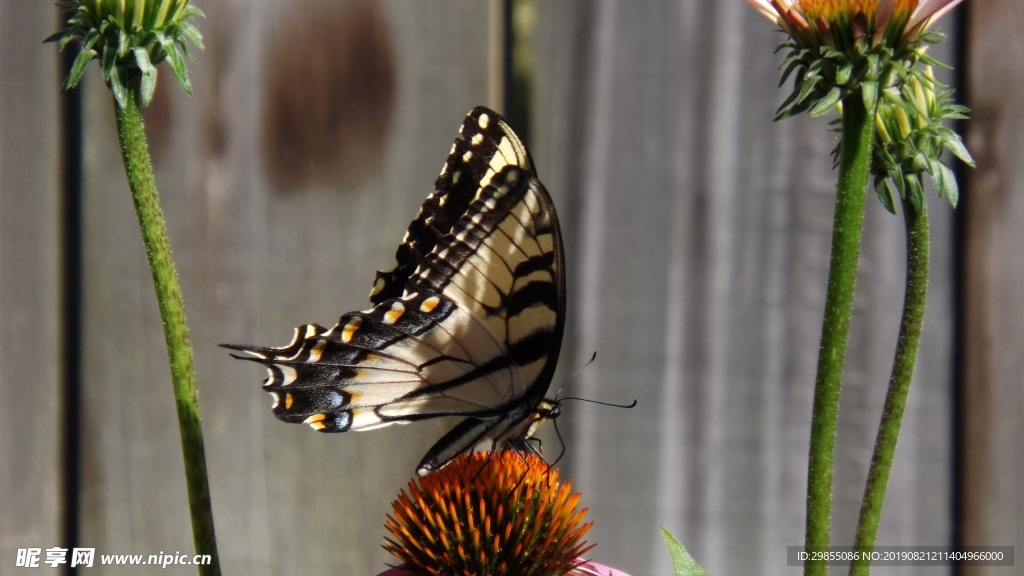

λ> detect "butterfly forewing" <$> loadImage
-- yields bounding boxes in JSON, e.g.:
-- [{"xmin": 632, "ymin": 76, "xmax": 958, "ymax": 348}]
[
  {"xmin": 228, "ymin": 107, "xmax": 564, "ymax": 474},
  {"xmin": 370, "ymin": 106, "xmax": 536, "ymax": 304},
  {"xmin": 411, "ymin": 167, "xmax": 564, "ymax": 404}
]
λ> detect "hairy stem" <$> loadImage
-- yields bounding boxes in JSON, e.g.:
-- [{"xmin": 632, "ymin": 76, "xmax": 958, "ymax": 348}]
[
  {"xmin": 805, "ymin": 95, "xmax": 874, "ymax": 576},
  {"xmin": 113, "ymin": 92, "xmax": 221, "ymax": 576},
  {"xmin": 849, "ymin": 196, "xmax": 929, "ymax": 576}
]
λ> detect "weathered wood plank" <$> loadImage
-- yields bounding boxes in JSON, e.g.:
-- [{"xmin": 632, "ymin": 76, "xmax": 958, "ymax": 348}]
[
  {"xmin": 532, "ymin": 2, "xmax": 958, "ymax": 574},
  {"xmin": 0, "ymin": 2, "xmax": 61, "ymax": 566},
  {"xmin": 8, "ymin": 2, "xmax": 1018, "ymax": 575},
  {"xmin": 75, "ymin": 1, "xmax": 494, "ymax": 573},
  {"xmin": 962, "ymin": 2, "xmax": 1024, "ymax": 573}
]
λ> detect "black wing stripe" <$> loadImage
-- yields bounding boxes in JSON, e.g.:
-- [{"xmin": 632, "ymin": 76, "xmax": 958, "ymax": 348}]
[
  {"xmin": 370, "ymin": 107, "xmax": 536, "ymax": 304},
  {"xmin": 230, "ymin": 107, "xmax": 565, "ymax": 473}
]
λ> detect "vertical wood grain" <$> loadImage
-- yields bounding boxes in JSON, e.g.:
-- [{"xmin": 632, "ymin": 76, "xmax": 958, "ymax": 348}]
[
  {"xmin": 961, "ymin": 2, "xmax": 1024, "ymax": 573},
  {"xmin": 0, "ymin": 2, "xmax": 61, "ymax": 566},
  {"xmin": 531, "ymin": 2, "xmax": 958, "ymax": 574},
  {"xmin": 73, "ymin": 1, "xmax": 493, "ymax": 574},
  {"xmin": 4, "ymin": 2, "xmax": 1019, "ymax": 575}
]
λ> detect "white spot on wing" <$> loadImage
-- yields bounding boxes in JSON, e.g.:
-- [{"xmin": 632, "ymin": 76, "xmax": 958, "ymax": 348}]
[
  {"xmin": 478, "ymin": 112, "xmax": 490, "ymax": 129},
  {"xmin": 278, "ymin": 365, "xmax": 298, "ymax": 387}
]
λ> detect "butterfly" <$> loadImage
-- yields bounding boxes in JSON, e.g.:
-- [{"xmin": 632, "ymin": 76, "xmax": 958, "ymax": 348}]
[{"xmin": 226, "ymin": 106, "xmax": 566, "ymax": 476}]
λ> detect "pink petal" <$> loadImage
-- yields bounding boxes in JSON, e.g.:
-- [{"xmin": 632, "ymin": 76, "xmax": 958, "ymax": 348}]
[
  {"xmin": 874, "ymin": 0, "xmax": 898, "ymax": 28},
  {"xmin": 379, "ymin": 561, "xmax": 632, "ymax": 575},
  {"xmin": 574, "ymin": 561, "xmax": 633, "ymax": 576},
  {"xmin": 908, "ymin": 0, "xmax": 965, "ymax": 30},
  {"xmin": 743, "ymin": 0, "xmax": 784, "ymax": 25}
]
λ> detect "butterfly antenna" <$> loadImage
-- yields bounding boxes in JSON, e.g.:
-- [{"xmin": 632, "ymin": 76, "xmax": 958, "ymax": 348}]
[
  {"xmin": 556, "ymin": 397, "xmax": 638, "ymax": 409},
  {"xmin": 551, "ymin": 351, "xmax": 598, "ymax": 400}
]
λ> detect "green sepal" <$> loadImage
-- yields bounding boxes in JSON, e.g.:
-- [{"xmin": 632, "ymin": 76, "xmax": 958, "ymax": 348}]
[
  {"xmin": 905, "ymin": 173, "xmax": 924, "ymax": 214},
  {"xmin": 936, "ymin": 161, "xmax": 959, "ymax": 207},
  {"xmin": 861, "ymin": 80, "xmax": 878, "ymax": 114},
  {"xmin": 181, "ymin": 5, "xmax": 206, "ymax": 19},
  {"xmin": 177, "ymin": 21, "xmax": 205, "ymax": 52},
  {"xmin": 133, "ymin": 46, "xmax": 155, "ymax": 76},
  {"xmin": 100, "ymin": 45, "xmax": 117, "ymax": 83},
  {"xmin": 135, "ymin": 46, "xmax": 158, "ymax": 107},
  {"xmin": 796, "ymin": 71, "xmax": 822, "ymax": 106},
  {"xmin": 43, "ymin": 29, "xmax": 69, "ymax": 44},
  {"xmin": 809, "ymin": 87, "xmax": 842, "ymax": 117},
  {"xmin": 942, "ymin": 137, "xmax": 975, "ymax": 168},
  {"xmin": 928, "ymin": 157, "xmax": 945, "ymax": 199},
  {"xmin": 108, "ymin": 64, "xmax": 128, "ymax": 110},
  {"xmin": 116, "ymin": 27, "xmax": 130, "ymax": 58},
  {"xmin": 837, "ymin": 62, "xmax": 853, "ymax": 86},
  {"xmin": 64, "ymin": 48, "xmax": 97, "ymax": 89},
  {"xmin": 165, "ymin": 46, "xmax": 192, "ymax": 95},
  {"xmin": 874, "ymin": 175, "xmax": 898, "ymax": 214}
]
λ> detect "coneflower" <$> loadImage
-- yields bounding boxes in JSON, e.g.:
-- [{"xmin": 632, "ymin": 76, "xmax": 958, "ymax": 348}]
[{"xmin": 382, "ymin": 451, "xmax": 623, "ymax": 576}]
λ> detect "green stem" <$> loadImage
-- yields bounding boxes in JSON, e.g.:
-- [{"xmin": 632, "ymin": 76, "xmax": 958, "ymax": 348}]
[
  {"xmin": 849, "ymin": 196, "xmax": 929, "ymax": 576},
  {"xmin": 805, "ymin": 95, "xmax": 874, "ymax": 576},
  {"xmin": 113, "ymin": 92, "xmax": 221, "ymax": 576}
]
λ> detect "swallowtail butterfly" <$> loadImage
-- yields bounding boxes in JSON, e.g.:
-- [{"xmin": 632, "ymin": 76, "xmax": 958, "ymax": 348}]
[{"xmin": 227, "ymin": 107, "xmax": 565, "ymax": 476}]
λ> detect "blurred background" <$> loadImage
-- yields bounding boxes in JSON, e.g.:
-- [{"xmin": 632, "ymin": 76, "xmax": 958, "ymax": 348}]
[{"xmin": 1, "ymin": 1, "xmax": 1020, "ymax": 574}]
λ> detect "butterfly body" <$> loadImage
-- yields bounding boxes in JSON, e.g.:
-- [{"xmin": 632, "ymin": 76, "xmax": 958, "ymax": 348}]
[{"xmin": 228, "ymin": 107, "xmax": 565, "ymax": 476}]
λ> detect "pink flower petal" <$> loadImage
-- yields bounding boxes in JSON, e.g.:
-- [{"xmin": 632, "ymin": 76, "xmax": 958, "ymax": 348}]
[
  {"xmin": 574, "ymin": 560, "xmax": 633, "ymax": 576},
  {"xmin": 744, "ymin": 0, "xmax": 784, "ymax": 25},
  {"xmin": 908, "ymin": 0, "xmax": 965, "ymax": 31},
  {"xmin": 378, "ymin": 560, "xmax": 632, "ymax": 576}
]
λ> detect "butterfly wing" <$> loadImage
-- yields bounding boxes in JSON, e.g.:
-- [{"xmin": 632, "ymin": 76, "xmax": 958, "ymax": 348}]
[
  {"xmin": 370, "ymin": 106, "xmax": 535, "ymax": 304},
  {"xmin": 228, "ymin": 107, "xmax": 564, "ymax": 474}
]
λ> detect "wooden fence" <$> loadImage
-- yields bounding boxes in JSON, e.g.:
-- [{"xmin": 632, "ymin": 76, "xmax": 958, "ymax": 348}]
[{"xmin": 1, "ymin": 1, "xmax": 1020, "ymax": 574}]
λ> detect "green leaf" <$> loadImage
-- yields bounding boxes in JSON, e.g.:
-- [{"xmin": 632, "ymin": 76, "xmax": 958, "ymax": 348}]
[
  {"xmin": 809, "ymin": 87, "xmax": 842, "ymax": 117},
  {"xmin": 661, "ymin": 528, "xmax": 709, "ymax": 576}
]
